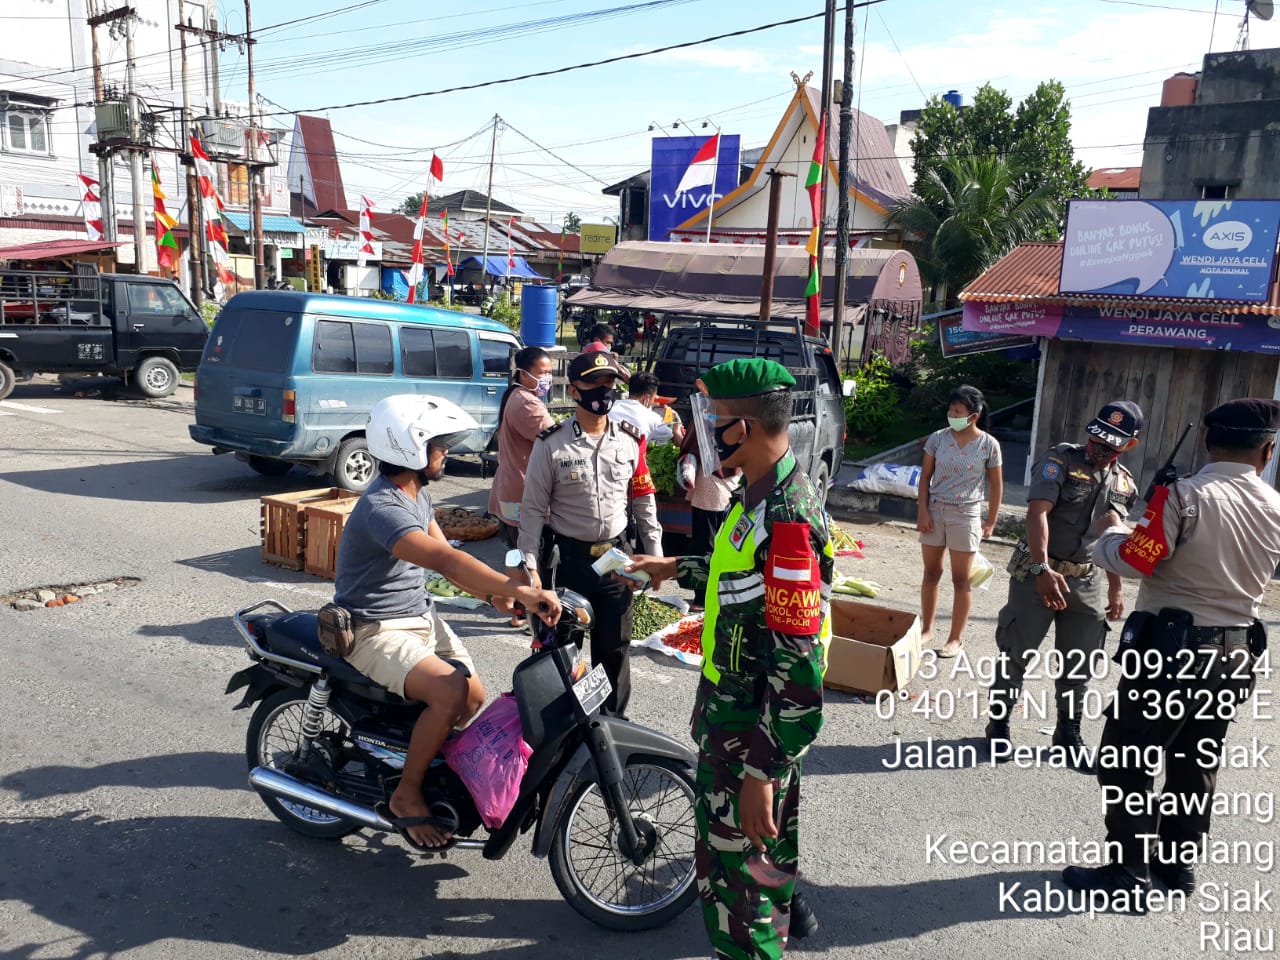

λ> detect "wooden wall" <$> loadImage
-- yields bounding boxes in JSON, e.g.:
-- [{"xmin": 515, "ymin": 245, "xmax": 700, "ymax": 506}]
[{"xmin": 1033, "ymin": 340, "xmax": 1280, "ymax": 490}]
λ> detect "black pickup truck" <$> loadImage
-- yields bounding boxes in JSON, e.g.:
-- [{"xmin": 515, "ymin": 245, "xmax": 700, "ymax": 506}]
[{"xmin": 0, "ymin": 268, "xmax": 207, "ymax": 399}]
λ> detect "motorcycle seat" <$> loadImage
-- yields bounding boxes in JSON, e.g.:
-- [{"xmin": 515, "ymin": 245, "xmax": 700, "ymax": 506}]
[{"xmin": 259, "ymin": 612, "xmax": 408, "ymax": 705}]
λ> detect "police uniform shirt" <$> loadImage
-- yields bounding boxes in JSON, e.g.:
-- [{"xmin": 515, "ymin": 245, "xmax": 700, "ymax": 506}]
[
  {"xmin": 1028, "ymin": 443, "xmax": 1137, "ymax": 563},
  {"xmin": 1094, "ymin": 462, "xmax": 1280, "ymax": 626},
  {"xmin": 517, "ymin": 415, "xmax": 661, "ymax": 568}
]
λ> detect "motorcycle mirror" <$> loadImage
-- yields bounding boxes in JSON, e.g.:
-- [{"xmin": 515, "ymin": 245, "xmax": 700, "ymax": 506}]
[{"xmin": 504, "ymin": 548, "xmax": 524, "ymax": 568}]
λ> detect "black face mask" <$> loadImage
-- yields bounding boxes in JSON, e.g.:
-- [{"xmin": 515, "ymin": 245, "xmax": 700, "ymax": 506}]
[
  {"xmin": 714, "ymin": 419, "xmax": 745, "ymax": 463},
  {"xmin": 575, "ymin": 384, "xmax": 618, "ymax": 415},
  {"xmin": 1085, "ymin": 439, "xmax": 1122, "ymax": 465}
]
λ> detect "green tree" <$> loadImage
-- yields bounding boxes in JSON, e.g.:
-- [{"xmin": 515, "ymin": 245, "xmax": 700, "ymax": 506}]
[
  {"xmin": 909, "ymin": 80, "xmax": 1090, "ymax": 229},
  {"xmin": 887, "ymin": 154, "xmax": 1060, "ymax": 298},
  {"xmin": 562, "ymin": 211, "xmax": 581, "ymax": 233},
  {"xmin": 398, "ymin": 192, "xmax": 426, "ymax": 216}
]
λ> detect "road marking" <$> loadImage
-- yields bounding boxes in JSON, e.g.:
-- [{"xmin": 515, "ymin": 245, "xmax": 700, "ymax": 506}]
[{"xmin": 0, "ymin": 400, "xmax": 60, "ymax": 414}]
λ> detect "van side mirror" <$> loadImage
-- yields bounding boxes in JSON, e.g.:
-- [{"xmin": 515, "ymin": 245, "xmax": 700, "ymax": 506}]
[{"xmin": 842, "ymin": 380, "xmax": 857, "ymax": 399}]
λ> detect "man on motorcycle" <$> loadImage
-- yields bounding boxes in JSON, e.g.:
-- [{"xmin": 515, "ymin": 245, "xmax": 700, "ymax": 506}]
[{"xmin": 334, "ymin": 394, "xmax": 560, "ymax": 850}]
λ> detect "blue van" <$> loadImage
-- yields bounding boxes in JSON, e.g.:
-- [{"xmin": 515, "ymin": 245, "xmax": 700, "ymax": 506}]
[{"xmin": 189, "ymin": 290, "xmax": 520, "ymax": 490}]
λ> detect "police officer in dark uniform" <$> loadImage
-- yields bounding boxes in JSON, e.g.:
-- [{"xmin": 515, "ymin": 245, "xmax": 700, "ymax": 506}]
[
  {"xmin": 986, "ymin": 401, "xmax": 1143, "ymax": 766},
  {"xmin": 515, "ymin": 350, "xmax": 660, "ymax": 718},
  {"xmin": 1063, "ymin": 398, "xmax": 1280, "ymax": 903}
]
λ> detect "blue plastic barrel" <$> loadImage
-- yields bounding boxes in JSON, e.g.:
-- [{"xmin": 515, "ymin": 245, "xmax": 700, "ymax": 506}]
[
  {"xmin": 520, "ymin": 285, "xmax": 558, "ymax": 346},
  {"xmin": 943, "ymin": 89, "xmax": 963, "ymax": 109}
]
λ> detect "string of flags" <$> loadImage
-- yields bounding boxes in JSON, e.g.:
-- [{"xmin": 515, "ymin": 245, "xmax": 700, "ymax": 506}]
[
  {"xmin": 357, "ymin": 195, "xmax": 376, "ymax": 269},
  {"xmin": 803, "ymin": 111, "xmax": 827, "ymax": 336},
  {"xmin": 407, "ymin": 152, "xmax": 443, "ymax": 304},
  {"xmin": 150, "ymin": 157, "xmax": 179, "ymax": 271},
  {"xmin": 77, "ymin": 174, "xmax": 104, "ymax": 242},
  {"xmin": 190, "ymin": 133, "xmax": 235, "ymax": 299}
]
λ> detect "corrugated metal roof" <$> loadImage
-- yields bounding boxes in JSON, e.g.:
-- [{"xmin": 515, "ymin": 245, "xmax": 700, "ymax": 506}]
[
  {"xmin": 1087, "ymin": 167, "xmax": 1142, "ymax": 191},
  {"xmin": 295, "ymin": 115, "xmax": 348, "ymax": 214},
  {"xmin": 0, "ymin": 238, "xmax": 123, "ymax": 260},
  {"xmin": 960, "ymin": 241, "xmax": 1280, "ymax": 315}
]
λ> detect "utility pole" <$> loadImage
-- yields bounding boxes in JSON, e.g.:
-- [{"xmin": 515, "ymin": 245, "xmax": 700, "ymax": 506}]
[
  {"xmin": 123, "ymin": 8, "xmax": 148, "ymax": 272},
  {"xmin": 831, "ymin": 0, "xmax": 856, "ymax": 368},
  {"xmin": 480, "ymin": 114, "xmax": 499, "ymax": 295},
  {"xmin": 758, "ymin": 169, "xmax": 795, "ymax": 324},
  {"xmin": 86, "ymin": 1, "xmax": 122, "ymax": 242},
  {"xmin": 179, "ymin": 17, "xmax": 203, "ymax": 305},
  {"xmin": 815, "ymin": 0, "xmax": 837, "ymax": 291},
  {"xmin": 245, "ymin": 0, "xmax": 264, "ymax": 289},
  {"xmin": 209, "ymin": 15, "xmax": 225, "ymax": 196}
]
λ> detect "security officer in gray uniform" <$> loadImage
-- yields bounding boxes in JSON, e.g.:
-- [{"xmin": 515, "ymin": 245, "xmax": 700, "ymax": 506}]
[
  {"xmin": 986, "ymin": 401, "xmax": 1143, "ymax": 765},
  {"xmin": 1062, "ymin": 398, "xmax": 1280, "ymax": 904},
  {"xmin": 515, "ymin": 350, "xmax": 661, "ymax": 718}
]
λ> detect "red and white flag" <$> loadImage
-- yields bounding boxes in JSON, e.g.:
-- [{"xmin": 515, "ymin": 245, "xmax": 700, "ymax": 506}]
[
  {"xmin": 507, "ymin": 215, "xmax": 516, "ymax": 270},
  {"xmin": 407, "ymin": 193, "xmax": 428, "ymax": 303},
  {"xmin": 430, "ymin": 152, "xmax": 444, "ymax": 182},
  {"xmin": 674, "ymin": 133, "xmax": 720, "ymax": 196},
  {"xmin": 190, "ymin": 134, "xmax": 235, "ymax": 298},
  {"xmin": 357, "ymin": 195, "xmax": 376, "ymax": 269},
  {"xmin": 77, "ymin": 174, "xmax": 104, "ymax": 241}
]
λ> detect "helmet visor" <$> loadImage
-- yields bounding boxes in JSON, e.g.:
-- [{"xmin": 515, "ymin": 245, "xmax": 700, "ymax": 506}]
[{"xmin": 429, "ymin": 430, "xmax": 470, "ymax": 452}]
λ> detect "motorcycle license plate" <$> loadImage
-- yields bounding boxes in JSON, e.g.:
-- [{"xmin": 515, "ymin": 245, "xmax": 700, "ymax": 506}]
[{"xmin": 572, "ymin": 663, "xmax": 611, "ymax": 714}]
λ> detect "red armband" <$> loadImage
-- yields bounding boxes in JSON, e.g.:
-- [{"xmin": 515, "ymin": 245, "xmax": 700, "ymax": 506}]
[
  {"xmin": 630, "ymin": 435, "xmax": 656, "ymax": 498},
  {"xmin": 764, "ymin": 522, "xmax": 822, "ymax": 634},
  {"xmin": 1117, "ymin": 485, "xmax": 1171, "ymax": 576}
]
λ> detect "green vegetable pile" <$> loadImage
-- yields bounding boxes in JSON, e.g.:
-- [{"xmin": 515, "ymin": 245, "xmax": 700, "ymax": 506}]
[
  {"xmin": 632, "ymin": 594, "xmax": 683, "ymax": 637},
  {"xmin": 647, "ymin": 443, "xmax": 679, "ymax": 496},
  {"xmin": 832, "ymin": 573, "xmax": 881, "ymax": 598},
  {"xmin": 426, "ymin": 576, "xmax": 473, "ymax": 599}
]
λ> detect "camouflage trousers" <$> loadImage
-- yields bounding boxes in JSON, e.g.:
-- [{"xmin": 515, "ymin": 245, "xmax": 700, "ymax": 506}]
[{"xmin": 695, "ymin": 748, "xmax": 802, "ymax": 960}]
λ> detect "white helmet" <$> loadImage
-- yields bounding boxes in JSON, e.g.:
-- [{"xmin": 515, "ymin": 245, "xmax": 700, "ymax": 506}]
[{"xmin": 366, "ymin": 395, "xmax": 478, "ymax": 471}]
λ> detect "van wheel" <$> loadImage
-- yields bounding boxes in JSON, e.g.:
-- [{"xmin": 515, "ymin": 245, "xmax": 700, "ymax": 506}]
[
  {"xmin": 248, "ymin": 456, "xmax": 293, "ymax": 477},
  {"xmin": 134, "ymin": 357, "xmax": 179, "ymax": 398},
  {"xmin": 0, "ymin": 361, "xmax": 14, "ymax": 400},
  {"xmin": 812, "ymin": 460, "xmax": 830, "ymax": 504},
  {"xmin": 333, "ymin": 438, "xmax": 376, "ymax": 492}
]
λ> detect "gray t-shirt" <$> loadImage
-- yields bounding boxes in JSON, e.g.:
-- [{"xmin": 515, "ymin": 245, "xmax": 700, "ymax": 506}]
[
  {"xmin": 334, "ymin": 475, "xmax": 432, "ymax": 621},
  {"xmin": 923, "ymin": 428, "xmax": 1002, "ymax": 505}
]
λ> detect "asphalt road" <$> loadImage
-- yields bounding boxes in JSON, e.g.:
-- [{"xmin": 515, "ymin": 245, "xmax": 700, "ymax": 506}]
[{"xmin": 1, "ymin": 378, "xmax": 1276, "ymax": 960}]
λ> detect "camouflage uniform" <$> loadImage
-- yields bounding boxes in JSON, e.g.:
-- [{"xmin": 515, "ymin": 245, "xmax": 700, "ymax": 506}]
[{"xmin": 677, "ymin": 449, "xmax": 834, "ymax": 959}]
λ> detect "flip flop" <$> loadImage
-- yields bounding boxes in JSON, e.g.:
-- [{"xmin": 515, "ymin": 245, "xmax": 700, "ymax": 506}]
[
  {"xmin": 375, "ymin": 801, "xmax": 459, "ymax": 852},
  {"xmin": 937, "ymin": 643, "xmax": 963, "ymax": 660}
]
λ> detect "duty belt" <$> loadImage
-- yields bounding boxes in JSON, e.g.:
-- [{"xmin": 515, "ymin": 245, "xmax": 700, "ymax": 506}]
[
  {"xmin": 552, "ymin": 531, "xmax": 622, "ymax": 559},
  {"xmin": 1049, "ymin": 557, "xmax": 1094, "ymax": 578},
  {"xmin": 1189, "ymin": 625, "xmax": 1251, "ymax": 653}
]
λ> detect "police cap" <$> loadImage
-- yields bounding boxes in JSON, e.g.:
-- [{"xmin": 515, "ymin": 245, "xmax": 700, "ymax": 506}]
[
  {"xmin": 1086, "ymin": 400, "xmax": 1144, "ymax": 448},
  {"xmin": 567, "ymin": 350, "xmax": 628, "ymax": 383},
  {"xmin": 1203, "ymin": 398, "xmax": 1280, "ymax": 433},
  {"xmin": 701, "ymin": 358, "xmax": 795, "ymax": 399}
]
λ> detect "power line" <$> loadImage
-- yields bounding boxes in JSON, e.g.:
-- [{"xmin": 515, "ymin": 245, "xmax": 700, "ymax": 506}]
[{"xmin": 256, "ymin": 1, "xmax": 891, "ymax": 118}]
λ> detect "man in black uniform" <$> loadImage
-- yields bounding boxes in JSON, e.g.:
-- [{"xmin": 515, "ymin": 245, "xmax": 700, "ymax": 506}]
[
  {"xmin": 1063, "ymin": 399, "xmax": 1280, "ymax": 903},
  {"xmin": 986, "ymin": 401, "xmax": 1143, "ymax": 767}
]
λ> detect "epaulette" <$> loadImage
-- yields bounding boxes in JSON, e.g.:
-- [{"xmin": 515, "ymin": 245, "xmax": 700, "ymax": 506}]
[
  {"xmin": 537, "ymin": 419, "xmax": 567, "ymax": 441},
  {"xmin": 615, "ymin": 418, "xmax": 643, "ymax": 443}
]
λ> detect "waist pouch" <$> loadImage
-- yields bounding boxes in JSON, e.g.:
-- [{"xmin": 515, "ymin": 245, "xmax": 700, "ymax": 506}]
[{"xmin": 317, "ymin": 603, "xmax": 356, "ymax": 658}]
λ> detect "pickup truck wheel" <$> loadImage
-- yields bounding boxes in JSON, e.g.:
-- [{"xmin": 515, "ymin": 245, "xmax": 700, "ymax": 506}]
[
  {"xmin": 812, "ymin": 460, "xmax": 830, "ymax": 504},
  {"xmin": 0, "ymin": 360, "xmax": 14, "ymax": 400},
  {"xmin": 247, "ymin": 456, "xmax": 294, "ymax": 477},
  {"xmin": 134, "ymin": 357, "xmax": 179, "ymax": 398},
  {"xmin": 333, "ymin": 438, "xmax": 376, "ymax": 492}
]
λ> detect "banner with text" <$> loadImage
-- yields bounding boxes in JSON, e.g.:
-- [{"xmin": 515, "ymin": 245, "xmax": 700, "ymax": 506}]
[
  {"xmin": 579, "ymin": 223, "xmax": 617, "ymax": 255},
  {"xmin": 940, "ymin": 314, "xmax": 1036, "ymax": 357},
  {"xmin": 1060, "ymin": 199, "xmax": 1280, "ymax": 302},
  {"xmin": 961, "ymin": 300, "xmax": 1064, "ymax": 336},
  {"xmin": 648, "ymin": 134, "xmax": 741, "ymax": 242},
  {"xmin": 1058, "ymin": 304, "xmax": 1280, "ymax": 353}
]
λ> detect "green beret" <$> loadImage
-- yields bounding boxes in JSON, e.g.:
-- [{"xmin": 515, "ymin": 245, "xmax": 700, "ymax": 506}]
[{"xmin": 701, "ymin": 358, "xmax": 795, "ymax": 399}]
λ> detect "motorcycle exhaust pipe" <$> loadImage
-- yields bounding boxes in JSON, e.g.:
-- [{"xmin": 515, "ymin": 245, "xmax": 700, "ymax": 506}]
[{"xmin": 249, "ymin": 766, "xmax": 393, "ymax": 831}]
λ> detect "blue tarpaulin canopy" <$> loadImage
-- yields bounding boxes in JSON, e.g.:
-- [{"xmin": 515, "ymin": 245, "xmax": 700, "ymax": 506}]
[{"xmin": 458, "ymin": 255, "xmax": 545, "ymax": 280}]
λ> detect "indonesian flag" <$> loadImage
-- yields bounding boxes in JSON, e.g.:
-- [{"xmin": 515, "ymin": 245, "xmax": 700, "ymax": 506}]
[
  {"xmin": 507, "ymin": 215, "xmax": 516, "ymax": 270},
  {"xmin": 430, "ymin": 152, "xmax": 444, "ymax": 182},
  {"xmin": 804, "ymin": 112, "xmax": 827, "ymax": 336},
  {"xmin": 674, "ymin": 133, "xmax": 719, "ymax": 196},
  {"xmin": 407, "ymin": 193, "xmax": 428, "ymax": 303},
  {"xmin": 357, "ymin": 195, "xmax": 375, "ymax": 269},
  {"xmin": 190, "ymin": 134, "xmax": 235, "ymax": 298},
  {"xmin": 77, "ymin": 174, "xmax": 104, "ymax": 241},
  {"xmin": 764, "ymin": 522, "xmax": 821, "ymax": 634}
]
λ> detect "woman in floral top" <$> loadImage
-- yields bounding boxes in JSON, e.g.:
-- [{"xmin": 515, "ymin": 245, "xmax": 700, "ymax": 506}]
[{"xmin": 916, "ymin": 385, "xmax": 1003, "ymax": 658}]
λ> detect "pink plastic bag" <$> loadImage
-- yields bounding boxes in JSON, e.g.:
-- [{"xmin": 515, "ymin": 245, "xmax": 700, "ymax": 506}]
[{"xmin": 442, "ymin": 693, "xmax": 533, "ymax": 828}]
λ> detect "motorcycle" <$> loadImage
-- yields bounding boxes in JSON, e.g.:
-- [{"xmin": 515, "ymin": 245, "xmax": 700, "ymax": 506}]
[{"xmin": 225, "ymin": 562, "xmax": 698, "ymax": 931}]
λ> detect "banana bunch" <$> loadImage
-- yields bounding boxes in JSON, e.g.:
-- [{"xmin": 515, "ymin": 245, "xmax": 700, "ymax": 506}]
[{"xmin": 832, "ymin": 573, "xmax": 881, "ymax": 598}]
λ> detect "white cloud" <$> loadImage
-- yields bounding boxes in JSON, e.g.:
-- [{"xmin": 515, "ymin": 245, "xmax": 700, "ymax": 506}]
[{"xmin": 652, "ymin": 45, "xmax": 782, "ymax": 74}]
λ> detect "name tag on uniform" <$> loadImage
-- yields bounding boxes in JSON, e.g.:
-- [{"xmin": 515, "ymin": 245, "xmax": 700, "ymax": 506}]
[{"xmin": 729, "ymin": 512, "xmax": 754, "ymax": 549}]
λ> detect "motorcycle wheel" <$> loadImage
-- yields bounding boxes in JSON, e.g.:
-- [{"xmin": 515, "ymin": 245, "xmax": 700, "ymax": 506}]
[
  {"xmin": 245, "ymin": 688, "xmax": 361, "ymax": 839},
  {"xmin": 548, "ymin": 756, "xmax": 698, "ymax": 931}
]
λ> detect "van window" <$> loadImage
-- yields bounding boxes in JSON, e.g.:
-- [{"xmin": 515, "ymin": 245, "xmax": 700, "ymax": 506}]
[
  {"xmin": 479, "ymin": 338, "xmax": 513, "ymax": 378},
  {"xmin": 314, "ymin": 319, "xmax": 356, "ymax": 373},
  {"xmin": 352, "ymin": 322, "xmax": 393, "ymax": 375},
  {"xmin": 435, "ymin": 329, "xmax": 472, "ymax": 378},
  {"xmin": 399, "ymin": 325, "xmax": 474, "ymax": 379},
  {"xmin": 203, "ymin": 308, "xmax": 298, "ymax": 372},
  {"xmin": 400, "ymin": 326, "xmax": 437, "ymax": 377}
]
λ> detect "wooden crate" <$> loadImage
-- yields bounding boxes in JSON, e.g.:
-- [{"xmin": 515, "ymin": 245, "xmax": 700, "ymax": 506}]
[
  {"xmin": 260, "ymin": 488, "xmax": 358, "ymax": 570},
  {"xmin": 303, "ymin": 498, "xmax": 362, "ymax": 580}
]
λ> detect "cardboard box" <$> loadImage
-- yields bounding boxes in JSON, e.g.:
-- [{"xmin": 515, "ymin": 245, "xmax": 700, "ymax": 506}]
[{"xmin": 824, "ymin": 597, "xmax": 924, "ymax": 694}]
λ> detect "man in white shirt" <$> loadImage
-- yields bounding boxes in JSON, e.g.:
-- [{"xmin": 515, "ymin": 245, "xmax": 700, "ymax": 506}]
[{"xmin": 610, "ymin": 372, "xmax": 682, "ymax": 445}]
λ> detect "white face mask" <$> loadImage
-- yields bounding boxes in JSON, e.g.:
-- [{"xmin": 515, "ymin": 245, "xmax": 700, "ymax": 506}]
[{"xmin": 948, "ymin": 415, "xmax": 973, "ymax": 432}]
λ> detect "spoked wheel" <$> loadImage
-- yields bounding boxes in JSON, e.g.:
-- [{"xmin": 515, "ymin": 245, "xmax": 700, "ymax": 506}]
[
  {"xmin": 245, "ymin": 688, "xmax": 360, "ymax": 839},
  {"xmin": 549, "ymin": 757, "xmax": 698, "ymax": 930}
]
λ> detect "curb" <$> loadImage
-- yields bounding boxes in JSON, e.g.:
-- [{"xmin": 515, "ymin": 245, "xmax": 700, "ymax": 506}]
[{"xmin": 827, "ymin": 484, "xmax": 1029, "ymax": 537}]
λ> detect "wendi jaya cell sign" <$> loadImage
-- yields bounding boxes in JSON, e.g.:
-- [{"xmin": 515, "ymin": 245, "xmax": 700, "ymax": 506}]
[{"xmin": 1059, "ymin": 199, "xmax": 1280, "ymax": 302}]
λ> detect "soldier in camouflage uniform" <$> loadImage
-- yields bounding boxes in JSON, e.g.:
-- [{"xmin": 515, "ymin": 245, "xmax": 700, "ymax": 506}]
[{"xmin": 628, "ymin": 358, "xmax": 833, "ymax": 959}]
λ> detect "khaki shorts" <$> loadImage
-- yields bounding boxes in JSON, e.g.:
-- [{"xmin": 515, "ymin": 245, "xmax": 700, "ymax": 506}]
[
  {"xmin": 344, "ymin": 606, "xmax": 476, "ymax": 699},
  {"xmin": 919, "ymin": 501, "xmax": 982, "ymax": 553}
]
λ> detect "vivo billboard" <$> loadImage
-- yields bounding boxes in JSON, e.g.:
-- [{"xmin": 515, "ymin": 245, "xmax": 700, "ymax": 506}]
[
  {"xmin": 648, "ymin": 134, "xmax": 740, "ymax": 242},
  {"xmin": 1060, "ymin": 199, "xmax": 1280, "ymax": 302}
]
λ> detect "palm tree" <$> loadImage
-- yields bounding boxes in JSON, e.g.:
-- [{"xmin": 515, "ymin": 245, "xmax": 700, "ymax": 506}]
[{"xmin": 888, "ymin": 154, "xmax": 1060, "ymax": 303}]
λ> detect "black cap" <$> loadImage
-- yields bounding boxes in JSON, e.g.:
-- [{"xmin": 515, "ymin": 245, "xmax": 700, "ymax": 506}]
[
  {"xmin": 567, "ymin": 350, "xmax": 629, "ymax": 383},
  {"xmin": 1204, "ymin": 398, "xmax": 1280, "ymax": 433},
  {"xmin": 1086, "ymin": 400, "xmax": 1144, "ymax": 448}
]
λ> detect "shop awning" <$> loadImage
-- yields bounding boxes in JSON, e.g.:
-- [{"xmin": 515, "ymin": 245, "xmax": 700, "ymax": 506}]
[
  {"xmin": 458, "ymin": 255, "xmax": 546, "ymax": 280},
  {"xmin": 221, "ymin": 211, "xmax": 307, "ymax": 245},
  {"xmin": 0, "ymin": 238, "xmax": 124, "ymax": 260}
]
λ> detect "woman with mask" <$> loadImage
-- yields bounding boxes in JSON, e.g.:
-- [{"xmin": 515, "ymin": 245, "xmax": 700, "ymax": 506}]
[
  {"xmin": 488, "ymin": 346, "xmax": 554, "ymax": 626},
  {"xmin": 916, "ymin": 385, "xmax": 1004, "ymax": 658}
]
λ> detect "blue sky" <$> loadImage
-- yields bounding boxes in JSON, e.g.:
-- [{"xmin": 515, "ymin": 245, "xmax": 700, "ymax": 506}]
[{"xmin": 212, "ymin": 0, "xmax": 1280, "ymax": 225}]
